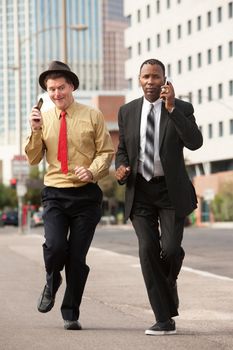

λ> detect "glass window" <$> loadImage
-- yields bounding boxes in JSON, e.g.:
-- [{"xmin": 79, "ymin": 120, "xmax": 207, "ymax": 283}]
[
  {"xmin": 208, "ymin": 124, "xmax": 213, "ymax": 138},
  {"xmin": 177, "ymin": 24, "xmax": 182, "ymax": 39},
  {"xmin": 207, "ymin": 11, "xmax": 212, "ymax": 27},
  {"xmin": 147, "ymin": 38, "xmax": 151, "ymax": 51},
  {"xmin": 207, "ymin": 49, "xmax": 212, "ymax": 64},
  {"xmin": 156, "ymin": 0, "xmax": 160, "ymax": 13},
  {"xmin": 178, "ymin": 60, "xmax": 182, "ymax": 74},
  {"xmin": 138, "ymin": 42, "xmax": 141, "ymax": 55},
  {"xmin": 229, "ymin": 41, "xmax": 233, "ymax": 57},
  {"xmin": 197, "ymin": 52, "xmax": 202, "ymax": 67},
  {"xmin": 217, "ymin": 45, "xmax": 222, "ymax": 61},
  {"xmin": 230, "ymin": 119, "xmax": 233, "ymax": 134},
  {"xmin": 156, "ymin": 33, "xmax": 161, "ymax": 47},
  {"xmin": 167, "ymin": 64, "xmax": 171, "ymax": 77},
  {"xmin": 137, "ymin": 9, "xmax": 141, "ymax": 22},
  {"xmin": 229, "ymin": 80, "xmax": 233, "ymax": 95},
  {"xmin": 208, "ymin": 86, "xmax": 213, "ymax": 101},
  {"xmin": 167, "ymin": 0, "xmax": 171, "ymax": 8},
  {"xmin": 229, "ymin": 2, "xmax": 233, "ymax": 18},
  {"xmin": 218, "ymin": 83, "xmax": 223, "ymax": 99},
  {"xmin": 218, "ymin": 121, "xmax": 223, "ymax": 137},
  {"xmin": 188, "ymin": 56, "xmax": 192, "ymax": 71},
  {"xmin": 187, "ymin": 20, "xmax": 192, "ymax": 34},
  {"xmin": 217, "ymin": 7, "xmax": 222, "ymax": 22},
  {"xmin": 198, "ymin": 89, "xmax": 202, "ymax": 104},
  {"xmin": 167, "ymin": 29, "xmax": 171, "ymax": 43},
  {"xmin": 146, "ymin": 4, "xmax": 150, "ymax": 18},
  {"xmin": 197, "ymin": 15, "xmax": 202, "ymax": 30},
  {"xmin": 128, "ymin": 78, "xmax": 132, "ymax": 90},
  {"xmin": 128, "ymin": 46, "xmax": 132, "ymax": 58}
]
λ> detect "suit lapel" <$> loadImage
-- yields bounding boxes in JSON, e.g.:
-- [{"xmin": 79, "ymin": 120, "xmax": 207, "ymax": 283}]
[{"xmin": 159, "ymin": 102, "xmax": 169, "ymax": 149}]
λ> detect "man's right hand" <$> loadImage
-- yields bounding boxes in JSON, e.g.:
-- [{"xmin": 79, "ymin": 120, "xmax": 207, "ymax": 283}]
[
  {"xmin": 29, "ymin": 106, "xmax": 43, "ymax": 131},
  {"xmin": 115, "ymin": 165, "xmax": 131, "ymax": 181}
]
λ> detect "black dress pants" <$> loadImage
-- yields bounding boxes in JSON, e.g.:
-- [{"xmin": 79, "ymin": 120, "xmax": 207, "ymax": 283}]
[
  {"xmin": 130, "ymin": 174, "xmax": 185, "ymax": 322},
  {"xmin": 41, "ymin": 183, "xmax": 102, "ymax": 321}
]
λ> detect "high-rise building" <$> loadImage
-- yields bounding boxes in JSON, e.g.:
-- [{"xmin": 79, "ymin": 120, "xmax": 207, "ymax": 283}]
[{"xmin": 0, "ymin": 0, "xmax": 127, "ymax": 184}]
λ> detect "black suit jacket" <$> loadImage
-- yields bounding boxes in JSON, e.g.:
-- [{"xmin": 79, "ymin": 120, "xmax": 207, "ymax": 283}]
[{"xmin": 115, "ymin": 97, "xmax": 203, "ymax": 219}]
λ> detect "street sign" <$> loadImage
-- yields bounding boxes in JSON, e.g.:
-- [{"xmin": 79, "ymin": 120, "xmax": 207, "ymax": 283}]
[
  {"xmin": 203, "ymin": 188, "xmax": 215, "ymax": 202},
  {"xmin": 12, "ymin": 155, "xmax": 29, "ymax": 179},
  {"xmin": 16, "ymin": 182, "xmax": 27, "ymax": 197}
]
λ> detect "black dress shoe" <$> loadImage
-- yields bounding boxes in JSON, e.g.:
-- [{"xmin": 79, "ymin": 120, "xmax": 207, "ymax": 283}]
[
  {"xmin": 37, "ymin": 277, "xmax": 62, "ymax": 313},
  {"xmin": 145, "ymin": 319, "xmax": 176, "ymax": 336},
  {"xmin": 37, "ymin": 285, "xmax": 55, "ymax": 313},
  {"xmin": 64, "ymin": 320, "xmax": 82, "ymax": 330}
]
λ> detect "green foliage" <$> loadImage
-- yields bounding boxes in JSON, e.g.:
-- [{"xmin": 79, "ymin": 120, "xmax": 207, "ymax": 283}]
[
  {"xmin": 0, "ymin": 183, "xmax": 17, "ymax": 209},
  {"xmin": 211, "ymin": 181, "xmax": 233, "ymax": 221}
]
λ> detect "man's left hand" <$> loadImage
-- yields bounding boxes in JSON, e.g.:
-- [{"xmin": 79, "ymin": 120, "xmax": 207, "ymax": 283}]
[
  {"xmin": 160, "ymin": 81, "xmax": 175, "ymax": 113},
  {"xmin": 74, "ymin": 166, "xmax": 93, "ymax": 182}
]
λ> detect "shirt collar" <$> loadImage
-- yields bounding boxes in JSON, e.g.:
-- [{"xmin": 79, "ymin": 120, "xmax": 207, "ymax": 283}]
[
  {"xmin": 143, "ymin": 97, "xmax": 162, "ymax": 109},
  {"xmin": 55, "ymin": 100, "xmax": 76, "ymax": 119}
]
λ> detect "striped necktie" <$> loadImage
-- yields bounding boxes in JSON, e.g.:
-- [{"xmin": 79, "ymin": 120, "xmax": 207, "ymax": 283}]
[
  {"xmin": 57, "ymin": 111, "xmax": 68, "ymax": 174},
  {"xmin": 143, "ymin": 104, "xmax": 155, "ymax": 181}
]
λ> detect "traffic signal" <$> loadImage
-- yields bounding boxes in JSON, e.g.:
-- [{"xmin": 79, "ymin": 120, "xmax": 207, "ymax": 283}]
[{"xmin": 10, "ymin": 178, "xmax": 17, "ymax": 189}]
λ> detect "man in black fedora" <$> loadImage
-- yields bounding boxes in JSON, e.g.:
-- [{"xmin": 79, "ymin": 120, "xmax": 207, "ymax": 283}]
[{"xmin": 25, "ymin": 60, "xmax": 114, "ymax": 330}]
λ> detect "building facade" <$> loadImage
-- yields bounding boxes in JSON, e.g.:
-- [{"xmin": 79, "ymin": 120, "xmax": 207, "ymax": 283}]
[
  {"xmin": 124, "ymin": 0, "xmax": 233, "ymax": 221},
  {"xmin": 0, "ymin": 0, "xmax": 126, "ymax": 184}
]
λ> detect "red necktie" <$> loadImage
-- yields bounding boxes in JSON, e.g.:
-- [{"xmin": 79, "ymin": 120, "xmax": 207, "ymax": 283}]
[{"xmin": 57, "ymin": 111, "xmax": 68, "ymax": 174}]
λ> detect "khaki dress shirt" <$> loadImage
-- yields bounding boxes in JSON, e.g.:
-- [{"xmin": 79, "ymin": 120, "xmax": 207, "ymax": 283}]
[{"xmin": 25, "ymin": 101, "xmax": 115, "ymax": 187}]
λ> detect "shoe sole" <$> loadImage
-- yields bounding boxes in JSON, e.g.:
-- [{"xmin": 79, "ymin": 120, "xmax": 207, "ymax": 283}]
[{"xmin": 145, "ymin": 329, "xmax": 177, "ymax": 336}]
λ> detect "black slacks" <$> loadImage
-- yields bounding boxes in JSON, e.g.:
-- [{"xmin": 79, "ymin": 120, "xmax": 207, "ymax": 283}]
[
  {"xmin": 130, "ymin": 174, "xmax": 185, "ymax": 322},
  {"xmin": 41, "ymin": 183, "xmax": 102, "ymax": 321}
]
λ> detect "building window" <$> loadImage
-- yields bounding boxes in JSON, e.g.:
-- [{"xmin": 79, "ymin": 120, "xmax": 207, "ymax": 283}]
[
  {"xmin": 177, "ymin": 24, "xmax": 182, "ymax": 39},
  {"xmin": 207, "ymin": 11, "xmax": 212, "ymax": 27},
  {"xmin": 218, "ymin": 83, "xmax": 223, "ymax": 99},
  {"xmin": 217, "ymin": 45, "xmax": 223, "ymax": 61},
  {"xmin": 127, "ymin": 15, "xmax": 132, "ymax": 27},
  {"xmin": 156, "ymin": 33, "xmax": 161, "ymax": 47},
  {"xmin": 167, "ymin": 29, "xmax": 171, "ymax": 43},
  {"xmin": 199, "ymin": 125, "xmax": 202, "ymax": 134},
  {"xmin": 230, "ymin": 119, "xmax": 233, "ymax": 134},
  {"xmin": 217, "ymin": 7, "xmax": 222, "ymax": 22},
  {"xmin": 229, "ymin": 2, "xmax": 233, "ymax": 18},
  {"xmin": 229, "ymin": 80, "xmax": 233, "ymax": 95},
  {"xmin": 188, "ymin": 56, "xmax": 192, "ymax": 71},
  {"xmin": 229, "ymin": 41, "xmax": 233, "ymax": 57},
  {"xmin": 146, "ymin": 4, "xmax": 150, "ymax": 18},
  {"xmin": 207, "ymin": 49, "xmax": 212, "ymax": 64},
  {"xmin": 167, "ymin": 0, "xmax": 171, "ymax": 8},
  {"xmin": 187, "ymin": 20, "xmax": 192, "ymax": 34},
  {"xmin": 128, "ymin": 46, "xmax": 132, "ymax": 59},
  {"xmin": 137, "ymin": 42, "xmax": 141, "ymax": 55},
  {"xmin": 219, "ymin": 121, "xmax": 223, "ymax": 137},
  {"xmin": 167, "ymin": 63, "xmax": 171, "ymax": 77},
  {"xmin": 197, "ymin": 15, "xmax": 202, "ymax": 30},
  {"xmin": 208, "ymin": 124, "xmax": 213, "ymax": 138},
  {"xmin": 208, "ymin": 86, "xmax": 213, "ymax": 101},
  {"xmin": 198, "ymin": 89, "xmax": 202, "ymax": 104},
  {"xmin": 197, "ymin": 52, "xmax": 202, "ymax": 67},
  {"xmin": 147, "ymin": 38, "xmax": 151, "ymax": 51},
  {"xmin": 156, "ymin": 0, "xmax": 160, "ymax": 13},
  {"xmin": 137, "ymin": 9, "xmax": 141, "ymax": 22},
  {"xmin": 177, "ymin": 60, "xmax": 182, "ymax": 74}
]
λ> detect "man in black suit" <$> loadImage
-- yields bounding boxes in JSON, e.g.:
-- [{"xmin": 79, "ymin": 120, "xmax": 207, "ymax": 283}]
[{"xmin": 115, "ymin": 58, "xmax": 203, "ymax": 335}]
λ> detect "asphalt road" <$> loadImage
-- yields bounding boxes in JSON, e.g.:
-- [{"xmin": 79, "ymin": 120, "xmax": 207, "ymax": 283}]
[{"xmin": 92, "ymin": 225, "xmax": 233, "ymax": 279}]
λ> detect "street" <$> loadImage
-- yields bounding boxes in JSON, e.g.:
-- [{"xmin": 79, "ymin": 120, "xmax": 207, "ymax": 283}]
[{"xmin": 0, "ymin": 224, "xmax": 232, "ymax": 350}]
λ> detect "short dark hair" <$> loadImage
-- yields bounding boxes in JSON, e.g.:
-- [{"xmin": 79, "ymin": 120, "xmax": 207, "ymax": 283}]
[
  {"xmin": 139, "ymin": 58, "xmax": 165, "ymax": 75},
  {"xmin": 44, "ymin": 72, "xmax": 73, "ymax": 87}
]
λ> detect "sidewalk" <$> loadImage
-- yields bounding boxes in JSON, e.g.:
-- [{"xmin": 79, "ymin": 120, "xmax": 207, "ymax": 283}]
[{"xmin": 0, "ymin": 228, "xmax": 232, "ymax": 350}]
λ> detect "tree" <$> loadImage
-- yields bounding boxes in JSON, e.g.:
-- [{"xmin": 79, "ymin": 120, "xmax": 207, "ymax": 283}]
[
  {"xmin": 211, "ymin": 181, "xmax": 233, "ymax": 221},
  {"xmin": 0, "ymin": 184, "xmax": 17, "ymax": 209}
]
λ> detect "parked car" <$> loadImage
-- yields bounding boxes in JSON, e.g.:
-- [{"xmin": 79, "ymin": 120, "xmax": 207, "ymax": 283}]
[
  {"xmin": 1, "ymin": 211, "xmax": 18, "ymax": 226},
  {"xmin": 31, "ymin": 211, "xmax": 43, "ymax": 227}
]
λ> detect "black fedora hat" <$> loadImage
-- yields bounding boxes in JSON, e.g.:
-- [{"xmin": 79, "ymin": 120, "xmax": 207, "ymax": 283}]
[{"xmin": 39, "ymin": 60, "xmax": 79, "ymax": 91}]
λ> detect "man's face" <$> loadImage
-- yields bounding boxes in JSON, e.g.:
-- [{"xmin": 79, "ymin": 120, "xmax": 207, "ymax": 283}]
[
  {"xmin": 139, "ymin": 63, "xmax": 166, "ymax": 102},
  {"xmin": 46, "ymin": 77, "xmax": 74, "ymax": 110}
]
